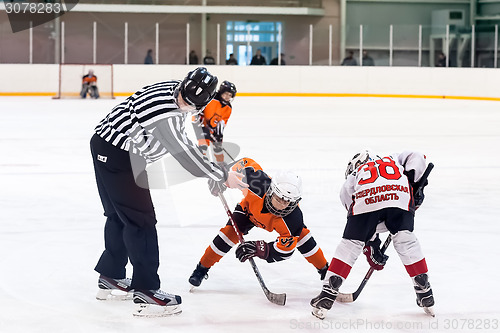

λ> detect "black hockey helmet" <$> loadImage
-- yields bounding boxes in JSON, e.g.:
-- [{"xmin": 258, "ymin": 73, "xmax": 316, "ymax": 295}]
[
  {"xmin": 219, "ymin": 80, "xmax": 237, "ymax": 98},
  {"xmin": 179, "ymin": 67, "xmax": 218, "ymax": 110},
  {"xmin": 216, "ymin": 80, "xmax": 237, "ymax": 106}
]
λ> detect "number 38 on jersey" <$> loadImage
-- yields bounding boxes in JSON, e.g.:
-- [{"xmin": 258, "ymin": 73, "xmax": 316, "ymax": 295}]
[
  {"xmin": 349, "ymin": 156, "xmax": 412, "ymax": 215},
  {"xmin": 358, "ymin": 157, "xmax": 402, "ymax": 185}
]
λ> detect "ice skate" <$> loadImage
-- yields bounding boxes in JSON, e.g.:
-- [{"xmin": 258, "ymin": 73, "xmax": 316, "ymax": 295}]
[
  {"xmin": 413, "ymin": 273, "xmax": 435, "ymax": 317},
  {"xmin": 310, "ymin": 275, "xmax": 343, "ymax": 320},
  {"xmin": 188, "ymin": 262, "xmax": 210, "ymax": 290},
  {"xmin": 96, "ymin": 275, "xmax": 133, "ymax": 301},
  {"xmin": 133, "ymin": 289, "xmax": 182, "ymax": 317}
]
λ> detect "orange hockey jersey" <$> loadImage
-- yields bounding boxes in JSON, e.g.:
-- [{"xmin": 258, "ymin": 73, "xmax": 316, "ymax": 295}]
[
  {"xmin": 201, "ymin": 97, "xmax": 232, "ymax": 130},
  {"xmin": 82, "ymin": 74, "xmax": 97, "ymax": 85},
  {"xmin": 229, "ymin": 158, "xmax": 309, "ymax": 263},
  {"xmin": 198, "ymin": 157, "xmax": 327, "ymax": 270}
]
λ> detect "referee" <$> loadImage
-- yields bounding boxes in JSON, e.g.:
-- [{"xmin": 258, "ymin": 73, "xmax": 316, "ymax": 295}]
[{"xmin": 90, "ymin": 67, "xmax": 246, "ymax": 317}]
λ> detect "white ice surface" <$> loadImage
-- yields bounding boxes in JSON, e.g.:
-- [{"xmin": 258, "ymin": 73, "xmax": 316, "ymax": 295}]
[{"xmin": 1, "ymin": 96, "xmax": 499, "ymax": 332}]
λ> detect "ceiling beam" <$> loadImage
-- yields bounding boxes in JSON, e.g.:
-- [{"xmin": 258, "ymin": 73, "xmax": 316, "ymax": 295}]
[{"xmin": 63, "ymin": 4, "xmax": 325, "ymax": 16}]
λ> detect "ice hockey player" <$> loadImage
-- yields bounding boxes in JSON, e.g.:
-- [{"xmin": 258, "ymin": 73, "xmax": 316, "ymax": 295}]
[
  {"xmin": 310, "ymin": 150, "xmax": 434, "ymax": 319},
  {"xmin": 188, "ymin": 157, "xmax": 329, "ymax": 289},
  {"xmin": 80, "ymin": 69, "xmax": 100, "ymax": 99},
  {"xmin": 192, "ymin": 80, "xmax": 237, "ymax": 166},
  {"xmin": 91, "ymin": 67, "xmax": 247, "ymax": 317}
]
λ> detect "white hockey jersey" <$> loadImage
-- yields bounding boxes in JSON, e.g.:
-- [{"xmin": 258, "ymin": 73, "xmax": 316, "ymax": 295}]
[{"xmin": 340, "ymin": 151, "xmax": 427, "ymax": 216}]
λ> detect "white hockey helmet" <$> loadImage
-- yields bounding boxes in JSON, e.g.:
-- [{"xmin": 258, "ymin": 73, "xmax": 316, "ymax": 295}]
[
  {"xmin": 264, "ymin": 170, "xmax": 302, "ymax": 217},
  {"xmin": 345, "ymin": 150, "xmax": 372, "ymax": 179}
]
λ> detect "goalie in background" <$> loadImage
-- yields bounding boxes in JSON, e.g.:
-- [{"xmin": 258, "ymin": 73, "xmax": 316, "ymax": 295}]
[
  {"xmin": 310, "ymin": 150, "xmax": 434, "ymax": 319},
  {"xmin": 191, "ymin": 80, "xmax": 236, "ymax": 166},
  {"xmin": 80, "ymin": 69, "xmax": 100, "ymax": 99},
  {"xmin": 189, "ymin": 157, "xmax": 329, "ymax": 289}
]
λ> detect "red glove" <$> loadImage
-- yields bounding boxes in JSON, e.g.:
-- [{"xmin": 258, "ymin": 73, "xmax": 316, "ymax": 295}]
[
  {"xmin": 363, "ymin": 236, "xmax": 389, "ymax": 270},
  {"xmin": 235, "ymin": 240, "xmax": 269, "ymax": 262}
]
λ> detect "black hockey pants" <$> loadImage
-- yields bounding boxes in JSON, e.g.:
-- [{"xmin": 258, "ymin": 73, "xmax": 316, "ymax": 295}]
[
  {"xmin": 90, "ymin": 134, "xmax": 160, "ymax": 290},
  {"xmin": 343, "ymin": 207, "xmax": 415, "ymax": 242}
]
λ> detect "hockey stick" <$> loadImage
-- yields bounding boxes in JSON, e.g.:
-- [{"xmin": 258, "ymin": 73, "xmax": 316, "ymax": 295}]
[
  {"xmin": 336, "ymin": 234, "xmax": 392, "ymax": 303},
  {"xmin": 337, "ymin": 162, "xmax": 434, "ymax": 303},
  {"xmin": 218, "ymin": 193, "xmax": 287, "ymax": 306},
  {"xmin": 222, "ymin": 146, "xmax": 236, "ymax": 162},
  {"xmin": 210, "ymin": 132, "xmax": 236, "ymax": 163}
]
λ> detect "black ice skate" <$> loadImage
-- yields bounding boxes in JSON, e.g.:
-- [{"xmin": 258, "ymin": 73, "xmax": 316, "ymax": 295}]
[
  {"xmin": 310, "ymin": 275, "xmax": 343, "ymax": 320},
  {"xmin": 188, "ymin": 262, "xmax": 210, "ymax": 290},
  {"xmin": 96, "ymin": 275, "xmax": 133, "ymax": 301},
  {"xmin": 413, "ymin": 273, "xmax": 435, "ymax": 317},
  {"xmin": 133, "ymin": 289, "xmax": 182, "ymax": 317},
  {"xmin": 317, "ymin": 263, "xmax": 329, "ymax": 280}
]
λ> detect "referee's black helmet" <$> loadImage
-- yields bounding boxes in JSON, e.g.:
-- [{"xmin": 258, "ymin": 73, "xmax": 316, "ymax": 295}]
[{"xmin": 179, "ymin": 67, "xmax": 218, "ymax": 110}]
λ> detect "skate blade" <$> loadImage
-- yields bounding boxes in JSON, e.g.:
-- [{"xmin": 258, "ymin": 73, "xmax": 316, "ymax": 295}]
[
  {"xmin": 133, "ymin": 303, "xmax": 182, "ymax": 318},
  {"xmin": 311, "ymin": 307, "xmax": 327, "ymax": 320},
  {"xmin": 423, "ymin": 306, "xmax": 435, "ymax": 317},
  {"xmin": 189, "ymin": 285, "xmax": 196, "ymax": 293},
  {"xmin": 96, "ymin": 289, "xmax": 133, "ymax": 301}
]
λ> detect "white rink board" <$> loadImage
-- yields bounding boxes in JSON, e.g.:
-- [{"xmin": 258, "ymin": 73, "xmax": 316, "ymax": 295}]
[
  {"xmin": 56, "ymin": 64, "xmax": 114, "ymax": 98},
  {"xmin": 1, "ymin": 64, "xmax": 500, "ymax": 99}
]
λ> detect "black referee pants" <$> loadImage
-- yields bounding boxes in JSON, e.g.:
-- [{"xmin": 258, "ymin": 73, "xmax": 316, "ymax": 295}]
[{"xmin": 90, "ymin": 134, "xmax": 160, "ymax": 290}]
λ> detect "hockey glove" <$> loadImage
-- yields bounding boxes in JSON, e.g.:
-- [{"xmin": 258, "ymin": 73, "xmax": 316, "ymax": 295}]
[
  {"xmin": 406, "ymin": 169, "xmax": 427, "ymax": 210},
  {"xmin": 414, "ymin": 186, "xmax": 425, "ymax": 210},
  {"xmin": 363, "ymin": 236, "xmax": 389, "ymax": 270},
  {"xmin": 192, "ymin": 113, "xmax": 205, "ymax": 127},
  {"xmin": 235, "ymin": 240, "xmax": 269, "ymax": 262},
  {"xmin": 208, "ymin": 178, "xmax": 227, "ymax": 196},
  {"xmin": 212, "ymin": 121, "xmax": 225, "ymax": 142}
]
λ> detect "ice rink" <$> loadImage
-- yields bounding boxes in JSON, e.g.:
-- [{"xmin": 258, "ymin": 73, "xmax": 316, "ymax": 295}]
[{"xmin": 1, "ymin": 95, "xmax": 499, "ymax": 332}]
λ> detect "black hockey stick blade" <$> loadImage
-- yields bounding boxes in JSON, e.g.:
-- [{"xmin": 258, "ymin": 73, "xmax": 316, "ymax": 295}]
[
  {"xmin": 249, "ymin": 258, "xmax": 287, "ymax": 306},
  {"xmin": 337, "ymin": 162, "xmax": 434, "ymax": 303}
]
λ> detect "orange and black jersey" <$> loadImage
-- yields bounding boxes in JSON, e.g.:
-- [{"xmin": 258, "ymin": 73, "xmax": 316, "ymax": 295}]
[
  {"xmin": 198, "ymin": 157, "xmax": 327, "ymax": 270},
  {"xmin": 228, "ymin": 158, "xmax": 307, "ymax": 263},
  {"xmin": 82, "ymin": 74, "xmax": 97, "ymax": 84},
  {"xmin": 201, "ymin": 94, "xmax": 232, "ymax": 130}
]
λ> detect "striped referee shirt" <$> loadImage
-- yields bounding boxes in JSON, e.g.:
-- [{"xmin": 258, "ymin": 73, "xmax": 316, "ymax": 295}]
[{"xmin": 95, "ymin": 80, "xmax": 225, "ymax": 181}]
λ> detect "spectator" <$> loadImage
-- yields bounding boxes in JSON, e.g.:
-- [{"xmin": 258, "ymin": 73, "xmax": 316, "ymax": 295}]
[
  {"xmin": 362, "ymin": 50, "xmax": 375, "ymax": 66},
  {"xmin": 203, "ymin": 50, "xmax": 216, "ymax": 65},
  {"xmin": 250, "ymin": 49, "xmax": 267, "ymax": 65},
  {"xmin": 436, "ymin": 52, "xmax": 447, "ymax": 67},
  {"xmin": 80, "ymin": 69, "xmax": 99, "ymax": 99},
  {"xmin": 226, "ymin": 53, "xmax": 238, "ymax": 65},
  {"xmin": 341, "ymin": 51, "xmax": 358, "ymax": 66},
  {"xmin": 270, "ymin": 53, "xmax": 286, "ymax": 65},
  {"xmin": 144, "ymin": 49, "xmax": 153, "ymax": 64},
  {"xmin": 189, "ymin": 50, "xmax": 199, "ymax": 65}
]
